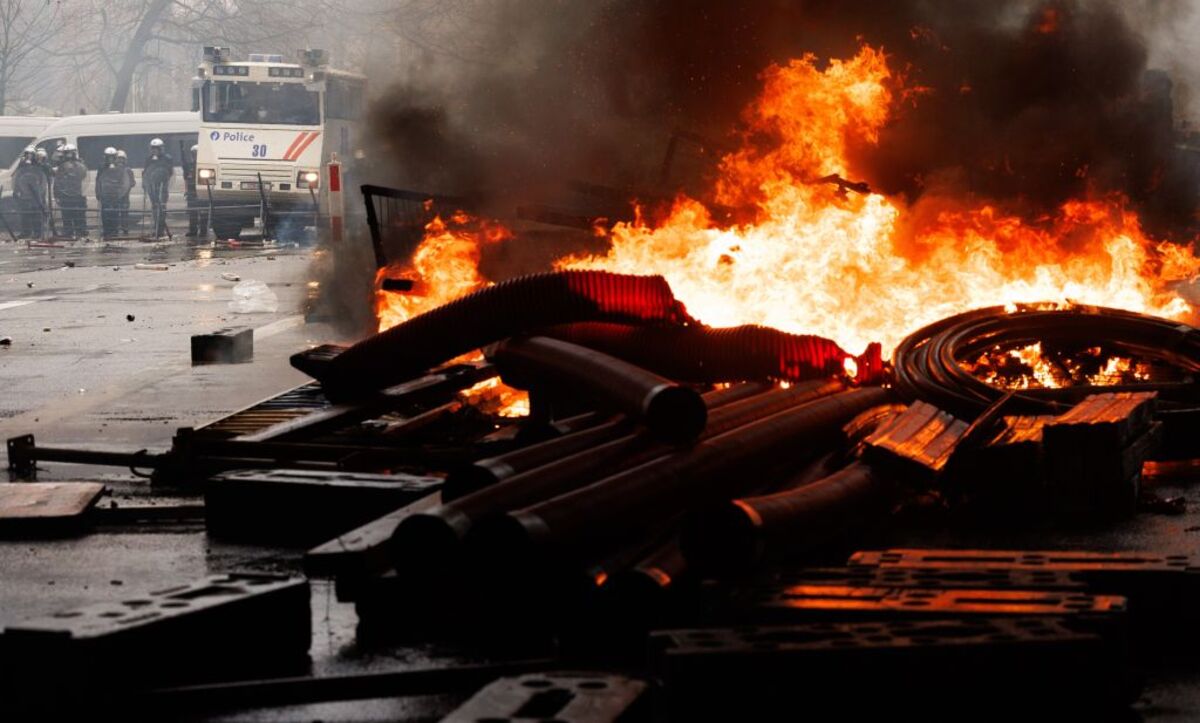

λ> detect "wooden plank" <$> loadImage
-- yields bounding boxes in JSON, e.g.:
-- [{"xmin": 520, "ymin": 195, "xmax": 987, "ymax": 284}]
[
  {"xmin": 955, "ymin": 415, "xmax": 1056, "ymax": 514},
  {"xmin": 862, "ymin": 401, "xmax": 969, "ymax": 484},
  {"xmin": 0, "ymin": 482, "xmax": 106, "ymax": 535},
  {"xmin": 1043, "ymin": 391, "xmax": 1157, "ymax": 450}
]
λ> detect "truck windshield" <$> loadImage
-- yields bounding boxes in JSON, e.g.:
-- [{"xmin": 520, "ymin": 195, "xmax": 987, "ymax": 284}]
[{"xmin": 203, "ymin": 81, "xmax": 320, "ymax": 125}]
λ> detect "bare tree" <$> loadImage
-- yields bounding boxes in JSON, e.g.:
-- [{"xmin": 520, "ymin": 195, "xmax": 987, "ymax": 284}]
[
  {"xmin": 109, "ymin": 0, "xmax": 172, "ymax": 112},
  {"xmin": 117, "ymin": 0, "xmax": 350, "ymax": 111},
  {"xmin": 21, "ymin": 0, "xmax": 407, "ymax": 116},
  {"xmin": 0, "ymin": 0, "xmax": 66, "ymax": 113},
  {"xmin": 48, "ymin": 0, "xmax": 338, "ymax": 113}
]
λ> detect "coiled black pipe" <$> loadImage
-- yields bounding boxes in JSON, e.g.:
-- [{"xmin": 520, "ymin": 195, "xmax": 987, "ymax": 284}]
[
  {"xmin": 544, "ymin": 322, "xmax": 884, "ymax": 384},
  {"xmin": 491, "ymin": 336, "xmax": 707, "ymax": 443},
  {"xmin": 296, "ymin": 271, "xmax": 692, "ymax": 400},
  {"xmin": 893, "ymin": 304, "xmax": 1200, "ymax": 419}
]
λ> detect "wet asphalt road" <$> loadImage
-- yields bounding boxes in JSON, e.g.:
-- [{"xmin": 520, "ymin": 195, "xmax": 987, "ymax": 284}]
[
  {"xmin": 0, "ymin": 235, "xmax": 306, "ymax": 274},
  {"xmin": 0, "ymin": 234, "xmax": 479, "ymax": 722}
]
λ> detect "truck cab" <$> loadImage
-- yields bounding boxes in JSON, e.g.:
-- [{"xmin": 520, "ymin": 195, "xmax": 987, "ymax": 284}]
[{"xmin": 193, "ymin": 47, "xmax": 365, "ymax": 239}]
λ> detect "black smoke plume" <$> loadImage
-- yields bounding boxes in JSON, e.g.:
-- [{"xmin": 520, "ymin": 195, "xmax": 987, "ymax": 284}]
[{"xmin": 364, "ymin": 0, "xmax": 1198, "ymax": 238}]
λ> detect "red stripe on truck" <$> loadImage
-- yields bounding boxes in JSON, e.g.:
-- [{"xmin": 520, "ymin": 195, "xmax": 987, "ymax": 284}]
[
  {"xmin": 289, "ymin": 131, "xmax": 320, "ymax": 161},
  {"xmin": 282, "ymin": 132, "xmax": 307, "ymax": 161}
]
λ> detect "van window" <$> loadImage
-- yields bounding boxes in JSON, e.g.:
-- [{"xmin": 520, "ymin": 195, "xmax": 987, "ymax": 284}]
[
  {"xmin": 0, "ymin": 137, "xmax": 35, "ymax": 167},
  {"xmin": 78, "ymin": 133, "xmax": 199, "ymax": 169}
]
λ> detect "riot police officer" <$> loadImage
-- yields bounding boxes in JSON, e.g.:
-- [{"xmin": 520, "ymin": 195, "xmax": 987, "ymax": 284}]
[
  {"xmin": 12, "ymin": 147, "xmax": 47, "ymax": 239},
  {"xmin": 115, "ymin": 150, "xmax": 134, "ymax": 234},
  {"xmin": 95, "ymin": 147, "xmax": 131, "ymax": 239},
  {"xmin": 142, "ymin": 138, "xmax": 173, "ymax": 238},
  {"xmin": 34, "ymin": 147, "xmax": 50, "ymax": 181},
  {"xmin": 34, "ymin": 148, "xmax": 53, "ymax": 235},
  {"xmin": 53, "ymin": 144, "xmax": 88, "ymax": 239}
]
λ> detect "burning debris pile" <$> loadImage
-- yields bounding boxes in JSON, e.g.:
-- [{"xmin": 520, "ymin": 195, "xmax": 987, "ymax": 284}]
[
  {"xmin": 298, "ymin": 27, "xmax": 1200, "ymax": 715},
  {"xmin": 374, "ymin": 43, "xmax": 1200, "ymax": 360},
  {"xmin": 14, "ymin": 254, "xmax": 1198, "ymax": 715},
  {"xmin": 10, "ymin": 7, "xmax": 1200, "ymax": 716},
  {"xmin": 283, "ymin": 266, "xmax": 1198, "ymax": 718}
]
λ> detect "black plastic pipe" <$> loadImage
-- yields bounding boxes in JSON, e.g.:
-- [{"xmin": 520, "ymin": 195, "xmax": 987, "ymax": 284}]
[
  {"xmin": 389, "ymin": 380, "xmax": 845, "ymax": 574},
  {"xmin": 296, "ymin": 270, "xmax": 691, "ymax": 400},
  {"xmin": 467, "ymin": 386, "xmax": 892, "ymax": 573},
  {"xmin": 443, "ymin": 381, "xmax": 772, "ymax": 500},
  {"xmin": 491, "ymin": 336, "xmax": 707, "ymax": 443}
]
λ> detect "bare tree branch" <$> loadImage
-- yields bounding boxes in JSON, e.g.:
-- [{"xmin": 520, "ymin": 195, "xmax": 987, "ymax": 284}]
[{"xmin": 0, "ymin": 0, "xmax": 66, "ymax": 113}]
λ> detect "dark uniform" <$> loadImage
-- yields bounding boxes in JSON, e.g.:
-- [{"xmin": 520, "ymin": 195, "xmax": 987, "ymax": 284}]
[
  {"xmin": 53, "ymin": 152, "xmax": 89, "ymax": 239},
  {"xmin": 95, "ymin": 156, "xmax": 132, "ymax": 239},
  {"xmin": 34, "ymin": 150, "xmax": 54, "ymax": 236},
  {"xmin": 115, "ymin": 153, "xmax": 134, "ymax": 234},
  {"xmin": 143, "ymin": 146, "xmax": 173, "ymax": 238},
  {"xmin": 12, "ymin": 153, "xmax": 47, "ymax": 239}
]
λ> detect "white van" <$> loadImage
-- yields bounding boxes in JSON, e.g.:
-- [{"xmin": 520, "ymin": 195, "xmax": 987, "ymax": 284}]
[
  {"xmin": 0, "ymin": 116, "xmax": 58, "ymax": 192},
  {"xmin": 9, "ymin": 111, "xmax": 200, "ymax": 233}
]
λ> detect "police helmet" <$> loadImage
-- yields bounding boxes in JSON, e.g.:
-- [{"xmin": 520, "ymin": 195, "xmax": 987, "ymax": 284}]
[
  {"xmin": 116, "ymin": 150, "xmax": 127, "ymax": 159},
  {"xmin": 104, "ymin": 146, "xmax": 117, "ymax": 156},
  {"xmin": 149, "ymin": 138, "xmax": 164, "ymax": 148},
  {"xmin": 35, "ymin": 148, "xmax": 47, "ymax": 159}
]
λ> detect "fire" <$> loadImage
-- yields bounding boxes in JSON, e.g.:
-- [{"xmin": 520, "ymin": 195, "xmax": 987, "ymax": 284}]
[
  {"xmin": 1010, "ymin": 343, "xmax": 1065, "ymax": 389},
  {"xmin": 375, "ymin": 212, "xmax": 528, "ymax": 417},
  {"xmin": 375, "ymin": 45, "xmax": 1200, "ymax": 391},
  {"xmin": 558, "ymin": 46, "xmax": 1200, "ymax": 356},
  {"xmin": 375, "ymin": 210, "xmax": 511, "ymax": 332},
  {"xmin": 460, "ymin": 377, "xmax": 530, "ymax": 418},
  {"xmin": 970, "ymin": 342, "xmax": 1153, "ymax": 390},
  {"xmin": 1034, "ymin": 7, "xmax": 1060, "ymax": 35}
]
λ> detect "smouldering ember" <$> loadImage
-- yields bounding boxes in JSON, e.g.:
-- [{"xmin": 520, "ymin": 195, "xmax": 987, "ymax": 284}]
[
  {"xmin": 378, "ymin": 45, "xmax": 1200, "ymax": 360},
  {"xmin": 459, "ymin": 376, "xmax": 530, "ymax": 418},
  {"xmin": 968, "ymin": 342, "xmax": 1154, "ymax": 390}
]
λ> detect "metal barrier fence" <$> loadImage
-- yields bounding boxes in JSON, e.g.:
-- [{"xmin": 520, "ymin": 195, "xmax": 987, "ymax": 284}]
[
  {"xmin": 361, "ymin": 184, "xmax": 478, "ymax": 268},
  {"xmin": 0, "ymin": 198, "xmax": 324, "ymax": 242}
]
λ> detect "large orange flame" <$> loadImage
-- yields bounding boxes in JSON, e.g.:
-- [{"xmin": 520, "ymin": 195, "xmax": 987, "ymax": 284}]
[
  {"xmin": 559, "ymin": 46, "xmax": 1200, "ymax": 355},
  {"xmin": 374, "ymin": 210, "xmax": 512, "ymax": 331},
  {"xmin": 375, "ymin": 212, "xmax": 529, "ymax": 416},
  {"xmin": 377, "ymin": 45, "xmax": 1200, "ymax": 369}
]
